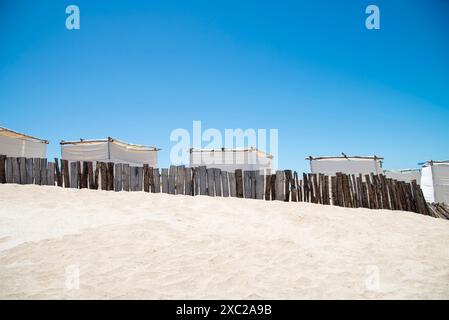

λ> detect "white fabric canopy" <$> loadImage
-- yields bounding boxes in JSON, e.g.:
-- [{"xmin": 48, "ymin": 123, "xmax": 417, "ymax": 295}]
[
  {"xmin": 309, "ymin": 157, "xmax": 383, "ymax": 176},
  {"xmin": 421, "ymin": 161, "xmax": 449, "ymax": 204},
  {"xmin": 0, "ymin": 127, "xmax": 47, "ymax": 158},
  {"xmin": 384, "ymin": 169, "xmax": 421, "ymax": 184},
  {"xmin": 189, "ymin": 148, "xmax": 273, "ymax": 173},
  {"xmin": 61, "ymin": 138, "xmax": 159, "ymax": 167}
]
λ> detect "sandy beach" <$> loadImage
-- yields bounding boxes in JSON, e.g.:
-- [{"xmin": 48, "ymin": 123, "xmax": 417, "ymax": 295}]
[{"xmin": 0, "ymin": 184, "xmax": 448, "ymax": 299}]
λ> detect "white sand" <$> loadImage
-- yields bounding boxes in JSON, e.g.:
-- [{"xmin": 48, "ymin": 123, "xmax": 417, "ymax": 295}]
[{"xmin": 0, "ymin": 184, "xmax": 448, "ymax": 299}]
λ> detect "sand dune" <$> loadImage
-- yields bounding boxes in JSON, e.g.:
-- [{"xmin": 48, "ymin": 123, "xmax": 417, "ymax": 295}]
[{"xmin": 0, "ymin": 184, "xmax": 448, "ymax": 299}]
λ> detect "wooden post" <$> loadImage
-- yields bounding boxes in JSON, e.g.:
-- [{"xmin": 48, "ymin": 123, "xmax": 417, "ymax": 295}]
[
  {"xmin": 264, "ymin": 173, "xmax": 271, "ymax": 200},
  {"xmin": 114, "ymin": 163, "xmax": 123, "ymax": 192},
  {"xmin": 143, "ymin": 164, "xmax": 150, "ymax": 192},
  {"xmin": 80, "ymin": 162, "xmax": 88, "ymax": 189},
  {"xmin": 197, "ymin": 166, "xmax": 206, "ymax": 195},
  {"xmin": 54, "ymin": 158, "xmax": 62, "ymax": 187},
  {"xmin": 121, "ymin": 164, "xmax": 129, "ymax": 191},
  {"xmin": 243, "ymin": 171, "xmax": 250, "ymax": 198},
  {"xmin": 303, "ymin": 173, "xmax": 309, "ymax": 202},
  {"xmin": 108, "ymin": 162, "xmax": 115, "ymax": 191},
  {"xmin": 255, "ymin": 171, "xmax": 264, "ymax": 200},
  {"xmin": 87, "ymin": 161, "xmax": 94, "ymax": 189},
  {"xmin": 275, "ymin": 170, "xmax": 285, "ymax": 201},
  {"xmin": 0, "ymin": 155, "xmax": 6, "ymax": 184},
  {"xmin": 270, "ymin": 174, "xmax": 276, "ymax": 200},
  {"xmin": 5, "ymin": 158, "xmax": 11, "ymax": 183},
  {"xmin": 10, "ymin": 157, "xmax": 20, "ymax": 184},
  {"xmin": 185, "ymin": 167, "xmax": 192, "ymax": 196},
  {"xmin": 39, "ymin": 159, "xmax": 47, "ymax": 186},
  {"xmin": 214, "ymin": 168, "xmax": 222, "ymax": 197},
  {"xmin": 228, "ymin": 171, "xmax": 236, "ymax": 197},
  {"xmin": 153, "ymin": 168, "xmax": 160, "ymax": 193},
  {"xmin": 192, "ymin": 167, "xmax": 199, "ymax": 195},
  {"xmin": 18, "ymin": 157, "xmax": 26, "ymax": 184},
  {"xmin": 148, "ymin": 166, "xmax": 154, "ymax": 193},
  {"xmin": 136, "ymin": 166, "xmax": 143, "ymax": 191},
  {"xmin": 207, "ymin": 168, "xmax": 215, "ymax": 196},
  {"xmin": 47, "ymin": 162, "xmax": 55, "ymax": 186},
  {"xmin": 161, "ymin": 168, "xmax": 169, "ymax": 193},
  {"xmin": 62, "ymin": 159, "xmax": 69, "ymax": 188},
  {"xmin": 235, "ymin": 169, "xmax": 243, "ymax": 198},
  {"xmin": 168, "ymin": 165, "xmax": 176, "ymax": 194},
  {"xmin": 70, "ymin": 162, "xmax": 78, "ymax": 188},
  {"xmin": 251, "ymin": 171, "xmax": 257, "ymax": 199},
  {"xmin": 291, "ymin": 171, "xmax": 297, "ymax": 202},
  {"xmin": 222, "ymin": 171, "xmax": 229, "ymax": 197},
  {"xmin": 284, "ymin": 170, "xmax": 292, "ymax": 202},
  {"xmin": 176, "ymin": 165, "xmax": 186, "ymax": 195},
  {"xmin": 100, "ymin": 162, "xmax": 107, "ymax": 190},
  {"xmin": 25, "ymin": 158, "xmax": 33, "ymax": 184}
]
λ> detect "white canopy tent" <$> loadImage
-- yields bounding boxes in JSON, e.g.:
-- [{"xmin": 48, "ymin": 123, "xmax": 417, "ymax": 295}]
[
  {"xmin": 61, "ymin": 137, "xmax": 160, "ymax": 167},
  {"xmin": 189, "ymin": 147, "xmax": 273, "ymax": 173},
  {"xmin": 421, "ymin": 160, "xmax": 449, "ymax": 204},
  {"xmin": 0, "ymin": 126, "xmax": 48, "ymax": 158},
  {"xmin": 384, "ymin": 168, "xmax": 421, "ymax": 184},
  {"xmin": 307, "ymin": 155, "xmax": 383, "ymax": 176}
]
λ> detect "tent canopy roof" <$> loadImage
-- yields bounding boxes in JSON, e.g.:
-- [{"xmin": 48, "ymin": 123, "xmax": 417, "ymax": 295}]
[
  {"xmin": 422, "ymin": 160, "xmax": 449, "ymax": 167},
  {"xmin": 384, "ymin": 168, "xmax": 421, "ymax": 173},
  {"xmin": 0, "ymin": 126, "xmax": 49, "ymax": 144},
  {"xmin": 306, "ymin": 155, "xmax": 383, "ymax": 161},
  {"xmin": 189, "ymin": 147, "xmax": 273, "ymax": 159},
  {"xmin": 60, "ymin": 137, "xmax": 160, "ymax": 151}
]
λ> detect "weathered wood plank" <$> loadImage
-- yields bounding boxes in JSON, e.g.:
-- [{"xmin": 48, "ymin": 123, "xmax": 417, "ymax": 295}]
[
  {"xmin": 214, "ymin": 168, "xmax": 222, "ymax": 197},
  {"xmin": 18, "ymin": 157, "xmax": 26, "ymax": 184},
  {"xmin": 136, "ymin": 166, "xmax": 143, "ymax": 191},
  {"xmin": 207, "ymin": 168, "xmax": 215, "ymax": 196},
  {"xmin": 114, "ymin": 163, "xmax": 122, "ymax": 192},
  {"xmin": 143, "ymin": 164, "xmax": 149, "ymax": 192},
  {"xmin": 80, "ymin": 162, "xmax": 88, "ymax": 189},
  {"xmin": 26, "ymin": 158, "xmax": 33, "ymax": 184},
  {"xmin": 5, "ymin": 157, "xmax": 13, "ymax": 183},
  {"xmin": 61, "ymin": 159, "xmax": 69, "ymax": 188},
  {"xmin": 153, "ymin": 168, "xmax": 160, "ymax": 193},
  {"xmin": 168, "ymin": 165, "xmax": 176, "ymax": 195},
  {"xmin": 47, "ymin": 162, "xmax": 55, "ymax": 186},
  {"xmin": 11, "ymin": 157, "xmax": 20, "ymax": 184},
  {"xmin": 40, "ymin": 159, "xmax": 48, "ymax": 185},
  {"xmin": 176, "ymin": 165, "xmax": 185, "ymax": 195},
  {"xmin": 264, "ymin": 173, "xmax": 271, "ymax": 200},
  {"xmin": 99, "ymin": 162, "xmax": 107, "ymax": 190},
  {"xmin": 221, "ymin": 171, "xmax": 229, "ymax": 197},
  {"xmin": 275, "ymin": 170, "xmax": 285, "ymax": 201},
  {"xmin": 87, "ymin": 161, "xmax": 94, "ymax": 189},
  {"xmin": 0, "ymin": 155, "xmax": 6, "ymax": 184},
  {"xmin": 107, "ymin": 162, "xmax": 115, "ymax": 191},
  {"xmin": 122, "ymin": 164, "xmax": 130, "ymax": 191},
  {"xmin": 199, "ymin": 166, "xmax": 207, "ymax": 195},
  {"xmin": 185, "ymin": 167, "xmax": 192, "ymax": 196},
  {"xmin": 54, "ymin": 158, "xmax": 62, "ymax": 187},
  {"xmin": 148, "ymin": 166, "xmax": 154, "ymax": 192},
  {"xmin": 235, "ymin": 169, "xmax": 243, "ymax": 198},
  {"xmin": 251, "ymin": 171, "xmax": 256, "ymax": 199},
  {"xmin": 129, "ymin": 166, "xmax": 136, "ymax": 191},
  {"xmin": 70, "ymin": 162, "xmax": 78, "ymax": 188},
  {"xmin": 228, "ymin": 172, "xmax": 236, "ymax": 197},
  {"xmin": 243, "ymin": 170, "xmax": 251, "ymax": 199},
  {"xmin": 161, "ymin": 168, "xmax": 169, "ymax": 193},
  {"xmin": 255, "ymin": 171, "xmax": 264, "ymax": 200}
]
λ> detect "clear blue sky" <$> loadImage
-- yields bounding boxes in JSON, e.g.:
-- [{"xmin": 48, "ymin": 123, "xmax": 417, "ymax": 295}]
[{"xmin": 1, "ymin": 0, "xmax": 448, "ymax": 172}]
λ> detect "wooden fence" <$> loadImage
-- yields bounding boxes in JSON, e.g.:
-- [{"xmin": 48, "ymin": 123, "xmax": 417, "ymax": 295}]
[{"xmin": 0, "ymin": 155, "xmax": 443, "ymax": 219}]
